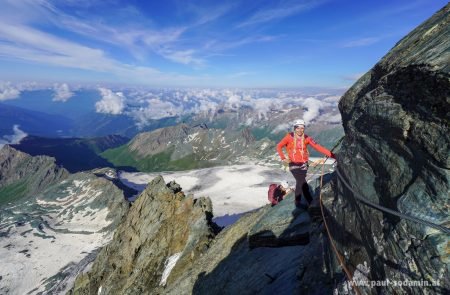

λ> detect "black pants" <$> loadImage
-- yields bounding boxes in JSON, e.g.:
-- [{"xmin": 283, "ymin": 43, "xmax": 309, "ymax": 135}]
[{"xmin": 290, "ymin": 166, "xmax": 313, "ymax": 206}]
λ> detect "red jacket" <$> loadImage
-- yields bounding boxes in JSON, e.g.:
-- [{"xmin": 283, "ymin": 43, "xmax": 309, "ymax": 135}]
[{"xmin": 277, "ymin": 132, "xmax": 335, "ymax": 163}]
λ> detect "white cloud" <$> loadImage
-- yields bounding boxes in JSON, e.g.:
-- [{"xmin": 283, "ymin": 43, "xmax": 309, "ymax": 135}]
[
  {"xmin": 131, "ymin": 98, "xmax": 183, "ymax": 129},
  {"xmin": 95, "ymin": 88, "xmax": 125, "ymax": 115},
  {"xmin": 0, "ymin": 9, "xmax": 212, "ymax": 86},
  {"xmin": 250, "ymin": 98, "xmax": 275, "ymax": 120},
  {"xmin": 6, "ymin": 1, "xmax": 209, "ymax": 68},
  {"xmin": 301, "ymin": 97, "xmax": 327, "ymax": 124},
  {"xmin": 53, "ymin": 83, "xmax": 74, "ymax": 102},
  {"xmin": 319, "ymin": 112, "xmax": 342, "ymax": 124},
  {"xmin": 323, "ymin": 95, "xmax": 342, "ymax": 103},
  {"xmin": 225, "ymin": 93, "xmax": 242, "ymax": 109},
  {"xmin": 96, "ymin": 88, "xmax": 343, "ymax": 128},
  {"xmin": 157, "ymin": 49, "xmax": 205, "ymax": 67},
  {"xmin": 0, "ymin": 125, "xmax": 28, "ymax": 148},
  {"xmin": 0, "ymin": 82, "xmax": 21, "ymax": 101},
  {"xmin": 205, "ymin": 35, "xmax": 277, "ymax": 52},
  {"xmin": 272, "ymin": 123, "xmax": 290, "ymax": 133}
]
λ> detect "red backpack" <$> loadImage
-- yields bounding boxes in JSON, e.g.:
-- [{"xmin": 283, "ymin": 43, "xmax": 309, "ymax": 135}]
[{"xmin": 268, "ymin": 184, "xmax": 283, "ymax": 206}]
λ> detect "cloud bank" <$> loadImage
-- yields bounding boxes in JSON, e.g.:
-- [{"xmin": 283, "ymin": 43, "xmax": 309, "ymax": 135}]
[
  {"xmin": 0, "ymin": 82, "xmax": 21, "ymax": 101},
  {"xmin": 95, "ymin": 88, "xmax": 126, "ymax": 115},
  {"xmin": 0, "ymin": 125, "xmax": 28, "ymax": 148},
  {"xmin": 53, "ymin": 83, "xmax": 74, "ymax": 102},
  {"xmin": 118, "ymin": 88, "xmax": 343, "ymax": 128}
]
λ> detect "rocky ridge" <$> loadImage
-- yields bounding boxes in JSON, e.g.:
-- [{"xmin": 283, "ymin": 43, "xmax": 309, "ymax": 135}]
[
  {"xmin": 0, "ymin": 145, "xmax": 69, "ymax": 203},
  {"xmin": 71, "ymin": 176, "xmax": 220, "ymax": 294},
  {"xmin": 102, "ymin": 123, "xmax": 278, "ymax": 172}
]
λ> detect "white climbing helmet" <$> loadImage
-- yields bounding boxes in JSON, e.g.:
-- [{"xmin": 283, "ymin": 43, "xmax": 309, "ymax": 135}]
[
  {"xmin": 280, "ymin": 180, "xmax": 289, "ymax": 189},
  {"xmin": 293, "ymin": 119, "xmax": 305, "ymax": 128}
]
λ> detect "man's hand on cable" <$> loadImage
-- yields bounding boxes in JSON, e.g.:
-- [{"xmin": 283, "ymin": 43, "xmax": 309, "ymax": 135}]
[{"xmin": 282, "ymin": 158, "xmax": 291, "ymax": 165}]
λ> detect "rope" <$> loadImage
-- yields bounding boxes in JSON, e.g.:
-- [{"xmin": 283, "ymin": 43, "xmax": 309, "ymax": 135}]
[
  {"xmin": 335, "ymin": 168, "xmax": 450, "ymax": 234},
  {"xmin": 319, "ymin": 159, "xmax": 362, "ymax": 295}
]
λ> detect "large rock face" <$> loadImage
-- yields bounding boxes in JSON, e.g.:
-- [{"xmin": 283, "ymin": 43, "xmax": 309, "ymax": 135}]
[
  {"xmin": 162, "ymin": 200, "xmax": 339, "ymax": 295},
  {"xmin": 0, "ymin": 145, "xmax": 69, "ymax": 203},
  {"xmin": 325, "ymin": 4, "xmax": 449, "ymax": 294},
  {"xmin": 71, "ymin": 176, "xmax": 219, "ymax": 294}
]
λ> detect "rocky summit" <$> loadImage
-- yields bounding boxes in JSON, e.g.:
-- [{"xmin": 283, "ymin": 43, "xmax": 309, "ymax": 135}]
[
  {"xmin": 325, "ymin": 4, "xmax": 449, "ymax": 294},
  {"xmin": 70, "ymin": 176, "xmax": 219, "ymax": 294}
]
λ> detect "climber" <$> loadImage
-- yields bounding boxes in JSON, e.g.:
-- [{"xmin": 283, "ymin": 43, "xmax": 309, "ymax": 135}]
[
  {"xmin": 276, "ymin": 119, "xmax": 336, "ymax": 209},
  {"xmin": 268, "ymin": 180, "xmax": 293, "ymax": 206}
]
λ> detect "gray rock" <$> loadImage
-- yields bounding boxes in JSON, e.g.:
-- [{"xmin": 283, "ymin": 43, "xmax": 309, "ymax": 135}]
[
  {"xmin": 70, "ymin": 175, "xmax": 218, "ymax": 295},
  {"xmin": 248, "ymin": 194, "xmax": 310, "ymax": 248},
  {"xmin": 163, "ymin": 205, "xmax": 339, "ymax": 295},
  {"xmin": 327, "ymin": 4, "xmax": 450, "ymax": 294},
  {"xmin": 0, "ymin": 145, "xmax": 69, "ymax": 204}
]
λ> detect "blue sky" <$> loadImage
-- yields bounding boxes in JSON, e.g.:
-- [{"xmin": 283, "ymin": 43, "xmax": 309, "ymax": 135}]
[{"xmin": 0, "ymin": 0, "xmax": 447, "ymax": 88}]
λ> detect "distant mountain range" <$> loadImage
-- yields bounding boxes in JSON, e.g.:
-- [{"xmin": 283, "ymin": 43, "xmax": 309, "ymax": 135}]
[
  {"xmin": 3, "ymin": 98, "xmax": 344, "ymax": 173},
  {"xmin": 99, "ymin": 106, "xmax": 343, "ymax": 172}
]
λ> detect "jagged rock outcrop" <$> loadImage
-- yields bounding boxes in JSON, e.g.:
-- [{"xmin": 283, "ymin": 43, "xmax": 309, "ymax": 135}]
[
  {"xmin": 160, "ymin": 189, "xmax": 339, "ymax": 295},
  {"xmin": 70, "ymin": 176, "xmax": 219, "ymax": 294},
  {"xmin": 322, "ymin": 4, "xmax": 449, "ymax": 294},
  {"xmin": 0, "ymin": 145, "xmax": 69, "ymax": 201}
]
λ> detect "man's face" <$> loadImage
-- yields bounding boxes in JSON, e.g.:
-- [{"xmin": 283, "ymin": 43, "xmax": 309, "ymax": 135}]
[{"xmin": 294, "ymin": 125, "xmax": 305, "ymax": 136}]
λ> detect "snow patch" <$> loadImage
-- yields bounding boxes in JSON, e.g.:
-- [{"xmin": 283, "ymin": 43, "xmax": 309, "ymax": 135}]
[
  {"xmin": 160, "ymin": 252, "xmax": 182, "ymax": 286},
  {"xmin": 119, "ymin": 164, "xmax": 296, "ymax": 219}
]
